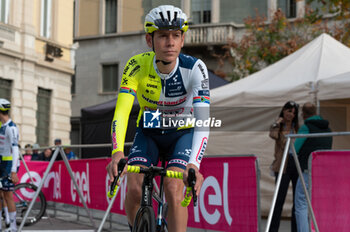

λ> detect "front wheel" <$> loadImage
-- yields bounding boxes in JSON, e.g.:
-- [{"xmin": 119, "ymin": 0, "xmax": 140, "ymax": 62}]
[
  {"xmin": 132, "ymin": 206, "xmax": 156, "ymax": 232},
  {"xmin": 13, "ymin": 183, "xmax": 47, "ymax": 226}
]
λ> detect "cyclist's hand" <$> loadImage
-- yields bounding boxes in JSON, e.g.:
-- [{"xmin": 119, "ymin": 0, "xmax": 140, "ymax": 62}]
[
  {"xmin": 106, "ymin": 151, "xmax": 126, "ymax": 186},
  {"xmin": 11, "ymin": 172, "xmax": 19, "ymax": 184},
  {"xmin": 183, "ymin": 164, "xmax": 203, "ymax": 197}
]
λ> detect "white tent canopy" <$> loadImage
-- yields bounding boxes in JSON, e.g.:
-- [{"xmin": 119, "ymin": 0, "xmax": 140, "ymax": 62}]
[
  {"xmin": 206, "ymin": 33, "xmax": 350, "ymax": 216},
  {"xmin": 211, "ymin": 33, "xmax": 350, "ymax": 106}
]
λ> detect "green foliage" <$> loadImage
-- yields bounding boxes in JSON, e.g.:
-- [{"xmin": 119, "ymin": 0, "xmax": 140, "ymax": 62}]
[{"xmin": 219, "ymin": 1, "xmax": 350, "ymax": 82}]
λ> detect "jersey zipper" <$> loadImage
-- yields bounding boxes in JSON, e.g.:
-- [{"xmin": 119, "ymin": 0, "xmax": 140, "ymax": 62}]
[{"xmin": 161, "ymin": 75, "xmax": 166, "ymax": 134}]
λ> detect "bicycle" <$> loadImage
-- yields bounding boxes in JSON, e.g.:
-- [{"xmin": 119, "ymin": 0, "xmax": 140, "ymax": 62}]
[
  {"xmin": 0, "ymin": 176, "xmax": 47, "ymax": 226},
  {"xmin": 108, "ymin": 159, "xmax": 197, "ymax": 232},
  {"xmin": 13, "ymin": 182, "xmax": 47, "ymax": 226}
]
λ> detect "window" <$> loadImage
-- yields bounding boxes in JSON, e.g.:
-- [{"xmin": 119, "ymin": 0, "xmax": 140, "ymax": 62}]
[
  {"xmin": 0, "ymin": 78, "xmax": 12, "ymax": 99},
  {"xmin": 278, "ymin": 0, "xmax": 296, "ymax": 18},
  {"xmin": 71, "ymin": 66, "xmax": 76, "ymax": 94},
  {"xmin": 0, "ymin": 0, "xmax": 9, "ymax": 23},
  {"xmin": 192, "ymin": 0, "xmax": 211, "ymax": 24},
  {"xmin": 102, "ymin": 64, "xmax": 118, "ymax": 92},
  {"xmin": 105, "ymin": 0, "xmax": 117, "ymax": 34},
  {"xmin": 40, "ymin": 0, "xmax": 52, "ymax": 38},
  {"xmin": 36, "ymin": 88, "xmax": 51, "ymax": 146}
]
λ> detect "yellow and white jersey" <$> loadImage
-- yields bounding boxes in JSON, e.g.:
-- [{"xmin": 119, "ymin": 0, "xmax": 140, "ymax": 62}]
[{"xmin": 111, "ymin": 52, "xmax": 210, "ymax": 168}]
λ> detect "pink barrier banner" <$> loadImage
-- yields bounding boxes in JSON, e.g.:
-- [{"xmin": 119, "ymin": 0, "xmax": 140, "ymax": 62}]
[
  {"xmin": 17, "ymin": 156, "xmax": 259, "ymax": 231},
  {"xmin": 311, "ymin": 150, "xmax": 350, "ymax": 232}
]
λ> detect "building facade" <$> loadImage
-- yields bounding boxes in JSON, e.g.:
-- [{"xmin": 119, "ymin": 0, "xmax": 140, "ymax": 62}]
[
  {"xmin": 72, "ymin": 0, "xmax": 307, "ymax": 147},
  {"xmin": 0, "ymin": 0, "xmax": 74, "ymax": 147},
  {"xmin": 72, "ymin": 0, "xmax": 306, "ymax": 110}
]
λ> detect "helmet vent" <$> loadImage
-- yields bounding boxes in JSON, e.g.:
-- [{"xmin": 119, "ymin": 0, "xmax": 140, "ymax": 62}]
[
  {"xmin": 167, "ymin": 10, "xmax": 171, "ymax": 21},
  {"xmin": 159, "ymin": 11, "xmax": 165, "ymax": 22},
  {"xmin": 174, "ymin": 12, "xmax": 178, "ymax": 21}
]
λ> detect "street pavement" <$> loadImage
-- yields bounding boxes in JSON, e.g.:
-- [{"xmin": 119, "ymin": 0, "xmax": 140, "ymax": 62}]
[
  {"xmin": 18, "ymin": 214, "xmax": 291, "ymax": 232},
  {"xmin": 14, "ymin": 202, "xmax": 291, "ymax": 232}
]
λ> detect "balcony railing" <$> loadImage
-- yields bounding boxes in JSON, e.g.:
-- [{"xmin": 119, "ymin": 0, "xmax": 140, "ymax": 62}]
[{"xmin": 185, "ymin": 22, "xmax": 244, "ymax": 46}]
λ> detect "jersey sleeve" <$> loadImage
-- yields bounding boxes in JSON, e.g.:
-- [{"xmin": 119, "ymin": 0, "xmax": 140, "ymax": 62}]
[
  {"xmin": 9, "ymin": 125, "xmax": 19, "ymax": 172},
  {"xmin": 111, "ymin": 57, "xmax": 139, "ymax": 155},
  {"xmin": 188, "ymin": 59, "xmax": 210, "ymax": 168}
]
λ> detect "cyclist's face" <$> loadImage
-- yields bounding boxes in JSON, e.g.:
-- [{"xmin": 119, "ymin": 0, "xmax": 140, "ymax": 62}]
[{"xmin": 148, "ymin": 30, "xmax": 184, "ymax": 62}]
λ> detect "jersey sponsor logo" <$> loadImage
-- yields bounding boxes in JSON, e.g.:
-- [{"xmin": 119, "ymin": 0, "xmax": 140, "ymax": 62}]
[
  {"xmin": 168, "ymin": 75, "xmax": 181, "ymax": 86},
  {"xmin": 145, "ymin": 89, "xmax": 155, "ymax": 94},
  {"xmin": 176, "ymin": 149, "xmax": 192, "ymax": 157},
  {"xmin": 128, "ymin": 59, "xmax": 137, "ymax": 67},
  {"xmin": 148, "ymin": 74, "xmax": 160, "ymax": 83},
  {"xmin": 142, "ymin": 52, "xmax": 151, "ymax": 56},
  {"xmin": 129, "ymin": 65, "xmax": 140, "ymax": 77},
  {"xmin": 198, "ymin": 90, "xmax": 210, "ymax": 97},
  {"xmin": 173, "ymin": 75, "xmax": 178, "ymax": 82},
  {"xmin": 123, "ymin": 66, "xmax": 130, "ymax": 75},
  {"xmin": 128, "ymin": 157, "xmax": 148, "ymax": 164},
  {"xmin": 164, "ymin": 72, "xmax": 187, "ymax": 97},
  {"xmin": 146, "ymin": 83, "xmax": 158, "ymax": 89},
  {"xmin": 130, "ymin": 146, "xmax": 142, "ymax": 154},
  {"xmin": 122, "ymin": 77, "xmax": 128, "ymax": 85},
  {"xmin": 112, "ymin": 121, "xmax": 117, "ymax": 150},
  {"xmin": 167, "ymin": 91, "xmax": 185, "ymax": 97},
  {"xmin": 201, "ymin": 79, "xmax": 209, "ymax": 89},
  {"xmin": 198, "ymin": 63, "xmax": 208, "ymax": 79},
  {"xmin": 143, "ymin": 95, "xmax": 187, "ymax": 107},
  {"xmin": 142, "ymin": 94, "xmax": 158, "ymax": 105},
  {"xmin": 168, "ymin": 159, "xmax": 188, "ymax": 167},
  {"xmin": 196, "ymin": 137, "xmax": 208, "ymax": 164},
  {"xmin": 0, "ymin": 126, "xmax": 6, "ymax": 135},
  {"xmin": 158, "ymin": 96, "xmax": 187, "ymax": 106}
]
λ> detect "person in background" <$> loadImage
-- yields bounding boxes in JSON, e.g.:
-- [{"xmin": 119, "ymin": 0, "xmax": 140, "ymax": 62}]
[
  {"xmin": 63, "ymin": 146, "xmax": 77, "ymax": 160},
  {"xmin": 294, "ymin": 102, "xmax": 332, "ymax": 232},
  {"xmin": 22, "ymin": 144, "xmax": 32, "ymax": 162},
  {"xmin": 269, "ymin": 101, "xmax": 300, "ymax": 232},
  {"xmin": 54, "ymin": 138, "xmax": 62, "ymax": 146},
  {"xmin": 0, "ymin": 98, "xmax": 19, "ymax": 232},
  {"xmin": 40, "ymin": 148, "xmax": 53, "ymax": 162},
  {"xmin": 31, "ymin": 144, "xmax": 41, "ymax": 161},
  {"xmin": 53, "ymin": 138, "xmax": 63, "ymax": 161}
]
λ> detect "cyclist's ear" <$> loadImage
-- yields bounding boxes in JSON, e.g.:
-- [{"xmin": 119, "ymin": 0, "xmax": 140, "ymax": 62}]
[{"xmin": 145, "ymin": 33, "xmax": 153, "ymax": 48}]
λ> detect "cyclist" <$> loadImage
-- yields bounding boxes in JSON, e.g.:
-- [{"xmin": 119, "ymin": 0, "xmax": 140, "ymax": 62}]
[
  {"xmin": 0, "ymin": 99, "xmax": 19, "ymax": 232},
  {"xmin": 106, "ymin": 5, "xmax": 209, "ymax": 232}
]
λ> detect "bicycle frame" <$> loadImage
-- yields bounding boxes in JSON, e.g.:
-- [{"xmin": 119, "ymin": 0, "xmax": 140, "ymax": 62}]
[
  {"xmin": 109, "ymin": 158, "xmax": 195, "ymax": 232},
  {"xmin": 139, "ymin": 163, "xmax": 168, "ymax": 231}
]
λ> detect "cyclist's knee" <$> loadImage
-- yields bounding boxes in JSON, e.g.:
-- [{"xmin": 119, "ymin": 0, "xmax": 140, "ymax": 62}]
[
  {"xmin": 164, "ymin": 178, "xmax": 184, "ymax": 204},
  {"xmin": 126, "ymin": 172, "xmax": 143, "ymax": 199}
]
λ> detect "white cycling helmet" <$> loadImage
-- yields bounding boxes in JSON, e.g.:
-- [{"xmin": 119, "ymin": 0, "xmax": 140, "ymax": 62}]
[
  {"xmin": 144, "ymin": 5, "xmax": 189, "ymax": 34},
  {"xmin": 0, "ymin": 98, "xmax": 10, "ymax": 111}
]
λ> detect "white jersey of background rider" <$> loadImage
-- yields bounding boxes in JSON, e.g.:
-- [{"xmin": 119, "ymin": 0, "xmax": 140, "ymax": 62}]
[{"xmin": 0, "ymin": 119, "xmax": 20, "ymax": 172}]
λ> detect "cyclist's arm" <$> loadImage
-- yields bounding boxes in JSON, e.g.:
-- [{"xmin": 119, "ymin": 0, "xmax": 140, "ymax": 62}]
[
  {"xmin": 188, "ymin": 59, "xmax": 210, "ymax": 169},
  {"xmin": 111, "ymin": 58, "xmax": 139, "ymax": 156},
  {"xmin": 9, "ymin": 125, "xmax": 19, "ymax": 183}
]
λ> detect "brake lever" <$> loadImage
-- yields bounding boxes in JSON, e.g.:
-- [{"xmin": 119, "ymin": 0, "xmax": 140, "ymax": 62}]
[
  {"xmin": 109, "ymin": 158, "xmax": 127, "ymax": 197},
  {"xmin": 188, "ymin": 168, "xmax": 197, "ymax": 207}
]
